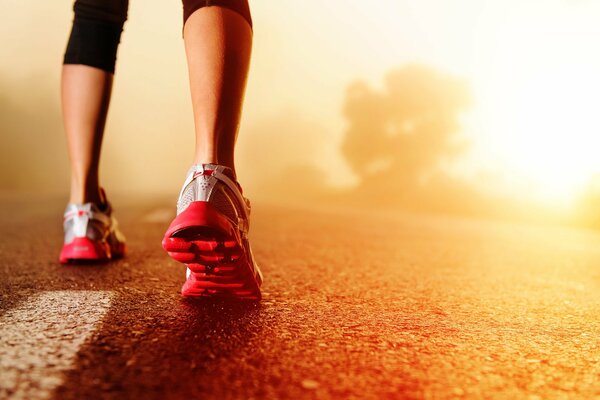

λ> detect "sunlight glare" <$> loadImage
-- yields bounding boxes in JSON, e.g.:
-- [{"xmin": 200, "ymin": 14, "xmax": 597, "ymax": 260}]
[{"xmin": 470, "ymin": 2, "xmax": 600, "ymax": 207}]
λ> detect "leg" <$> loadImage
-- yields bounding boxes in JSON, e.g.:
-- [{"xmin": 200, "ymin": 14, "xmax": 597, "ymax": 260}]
[
  {"xmin": 62, "ymin": 0, "xmax": 128, "ymax": 204},
  {"xmin": 162, "ymin": 2, "xmax": 262, "ymax": 299},
  {"xmin": 59, "ymin": 0, "xmax": 128, "ymax": 263},
  {"xmin": 62, "ymin": 65, "xmax": 112, "ymax": 204},
  {"xmin": 183, "ymin": 4, "xmax": 253, "ymax": 174}
]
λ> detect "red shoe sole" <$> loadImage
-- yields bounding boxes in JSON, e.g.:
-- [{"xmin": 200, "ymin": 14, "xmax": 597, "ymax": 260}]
[
  {"xmin": 162, "ymin": 201, "xmax": 262, "ymax": 301},
  {"xmin": 59, "ymin": 237, "xmax": 125, "ymax": 264}
]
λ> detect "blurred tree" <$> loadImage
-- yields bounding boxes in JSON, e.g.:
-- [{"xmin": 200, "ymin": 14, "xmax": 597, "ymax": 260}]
[{"xmin": 341, "ymin": 64, "xmax": 470, "ymax": 188}]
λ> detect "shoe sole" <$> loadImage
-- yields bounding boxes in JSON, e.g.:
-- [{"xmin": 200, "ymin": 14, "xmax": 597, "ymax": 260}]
[
  {"xmin": 162, "ymin": 201, "xmax": 262, "ymax": 301},
  {"xmin": 59, "ymin": 237, "xmax": 125, "ymax": 264}
]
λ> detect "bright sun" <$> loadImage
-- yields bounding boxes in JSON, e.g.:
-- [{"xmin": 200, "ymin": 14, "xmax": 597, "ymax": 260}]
[{"xmin": 469, "ymin": 2, "xmax": 600, "ymax": 208}]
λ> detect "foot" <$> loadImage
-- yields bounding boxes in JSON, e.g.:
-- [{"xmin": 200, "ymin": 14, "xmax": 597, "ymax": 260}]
[
  {"xmin": 162, "ymin": 164, "xmax": 263, "ymax": 300},
  {"xmin": 59, "ymin": 190, "xmax": 126, "ymax": 263}
]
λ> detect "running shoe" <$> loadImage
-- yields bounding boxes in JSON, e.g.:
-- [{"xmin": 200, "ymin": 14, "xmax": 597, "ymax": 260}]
[
  {"xmin": 59, "ymin": 191, "xmax": 126, "ymax": 263},
  {"xmin": 162, "ymin": 164, "xmax": 263, "ymax": 300}
]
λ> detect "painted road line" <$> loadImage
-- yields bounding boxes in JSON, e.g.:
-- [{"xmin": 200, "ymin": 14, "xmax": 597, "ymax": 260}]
[{"xmin": 0, "ymin": 291, "xmax": 113, "ymax": 400}]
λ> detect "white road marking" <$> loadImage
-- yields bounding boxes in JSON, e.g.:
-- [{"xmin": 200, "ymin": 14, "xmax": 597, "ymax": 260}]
[
  {"xmin": 0, "ymin": 291, "xmax": 113, "ymax": 400},
  {"xmin": 143, "ymin": 208, "xmax": 174, "ymax": 223}
]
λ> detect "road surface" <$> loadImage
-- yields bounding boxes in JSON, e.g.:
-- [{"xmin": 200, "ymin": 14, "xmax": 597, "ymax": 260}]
[{"xmin": 2, "ymin": 194, "xmax": 600, "ymax": 399}]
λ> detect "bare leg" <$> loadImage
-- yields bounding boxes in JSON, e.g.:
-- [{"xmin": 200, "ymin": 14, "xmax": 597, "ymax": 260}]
[
  {"xmin": 61, "ymin": 64, "xmax": 113, "ymax": 204},
  {"xmin": 163, "ymin": 5, "xmax": 261, "ymax": 299},
  {"xmin": 183, "ymin": 6, "xmax": 252, "ymax": 174}
]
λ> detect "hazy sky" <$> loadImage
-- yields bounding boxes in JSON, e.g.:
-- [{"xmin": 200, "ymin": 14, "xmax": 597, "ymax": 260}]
[{"xmin": 2, "ymin": 0, "xmax": 600, "ymax": 208}]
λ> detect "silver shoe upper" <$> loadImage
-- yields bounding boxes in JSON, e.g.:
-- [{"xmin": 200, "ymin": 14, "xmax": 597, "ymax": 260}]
[
  {"xmin": 177, "ymin": 164, "xmax": 251, "ymax": 237},
  {"xmin": 63, "ymin": 202, "xmax": 124, "ymax": 245}
]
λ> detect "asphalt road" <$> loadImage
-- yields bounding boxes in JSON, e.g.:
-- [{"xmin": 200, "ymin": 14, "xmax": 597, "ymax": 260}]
[{"xmin": 2, "ymin": 194, "xmax": 600, "ymax": 399}]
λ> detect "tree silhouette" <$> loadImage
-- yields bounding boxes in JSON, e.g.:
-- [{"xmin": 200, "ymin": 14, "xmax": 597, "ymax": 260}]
[{"xmin": 341, "ymin": 64, "xmax": 470, "ymax": 188}]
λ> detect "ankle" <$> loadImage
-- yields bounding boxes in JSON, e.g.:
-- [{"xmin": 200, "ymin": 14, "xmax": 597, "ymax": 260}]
[
  {"xmin": 69, "ymin": 168, "xmax": 103, "ymax": 203},
  {"xmin": 69, "ymin": 182, "xmax": 102, "ymax": 204},
  {"xmin": 69, "ymin": 192, "xmax": 102, "ymax": 205}
]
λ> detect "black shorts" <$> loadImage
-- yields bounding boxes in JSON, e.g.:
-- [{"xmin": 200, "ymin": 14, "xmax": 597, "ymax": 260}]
[{"xmin": 64, "ymin": 0, "xmax": 252, "ymax": 73}]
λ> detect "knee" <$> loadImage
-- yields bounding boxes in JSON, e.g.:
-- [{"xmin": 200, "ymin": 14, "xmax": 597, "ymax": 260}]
[
  {"xmin": 63, "ymin": 0, "xmax": 129, "ymax": 74},
  {"xmin": 182, "ymin": 0, "xmax": 252, "ymax": 29}
]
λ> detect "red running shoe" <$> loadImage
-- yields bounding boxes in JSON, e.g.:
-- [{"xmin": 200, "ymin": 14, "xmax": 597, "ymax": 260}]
[
  {"xmin": 162, "ymin": 164, "xmax": 263, "ymax": 300},
  {"xmin": 59, "ymin": 191, "xmax": 126, "ymax": 263}
]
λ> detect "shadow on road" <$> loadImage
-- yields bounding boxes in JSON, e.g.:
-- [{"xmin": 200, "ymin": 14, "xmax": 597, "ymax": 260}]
[{"xmin": 55, "ymin": 293, "xmax": 264, "ymax": 400}]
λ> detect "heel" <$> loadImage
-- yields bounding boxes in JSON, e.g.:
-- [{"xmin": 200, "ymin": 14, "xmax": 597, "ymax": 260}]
[
  {"xmin": 163, "ymin": 201, "xmax": 235, "ymax": 240},
  {"xmin": 162, "ymin": 201, "xmax": 262, "ymax": 300},
  {"xmin": 59, "ymin": 237, "xmax": 110, "ymax": 263}
]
